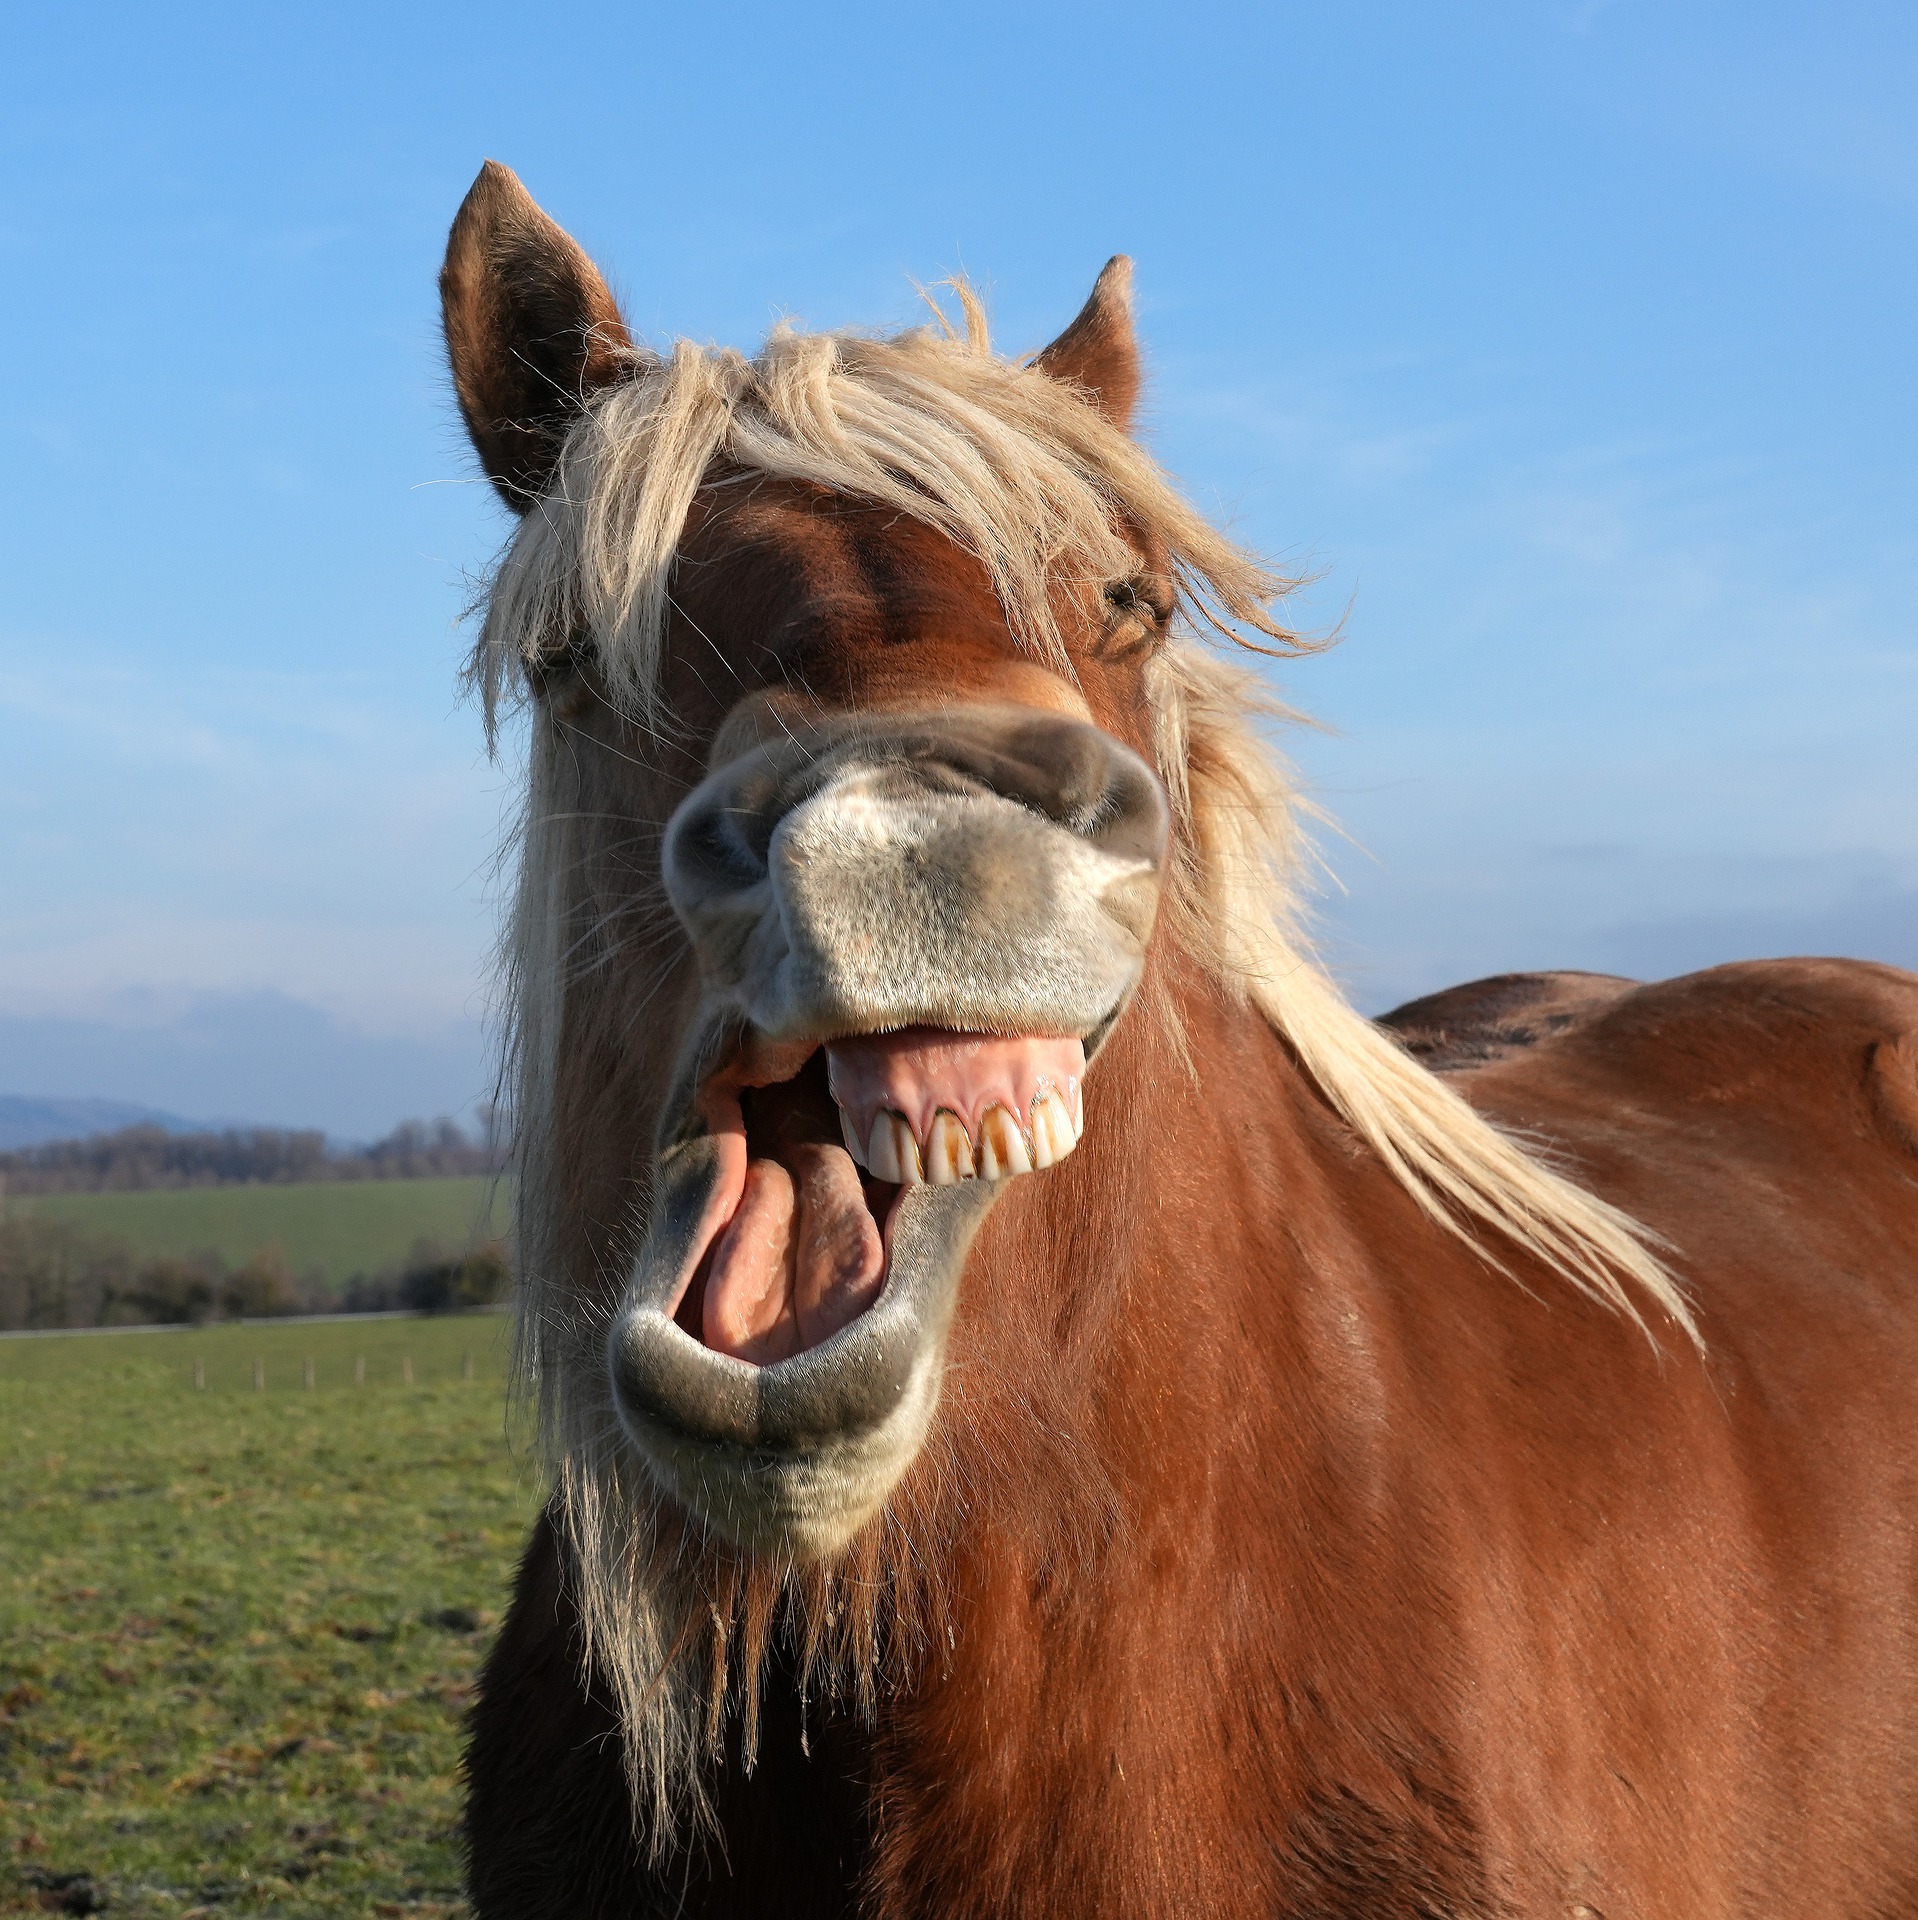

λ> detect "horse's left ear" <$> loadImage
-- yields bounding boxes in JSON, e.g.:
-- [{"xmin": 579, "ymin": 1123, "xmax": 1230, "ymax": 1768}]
[
  {"xmin": 1032, "ymin": 255, "xmax": 1140, "ymax": 431},
  {"xmin": 440, "ymin": 160, "xmax": 638, "ymax": 511}
]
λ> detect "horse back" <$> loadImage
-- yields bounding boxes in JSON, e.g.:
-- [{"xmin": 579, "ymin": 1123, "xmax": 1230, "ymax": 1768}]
[
  {"xmin": 1388, "ymin": 958, "xmax": 1918, "ymax": 1907},
  {"xmin": 1412, "ymin": 957, "xmax": 1918, "ymax": 1283}
]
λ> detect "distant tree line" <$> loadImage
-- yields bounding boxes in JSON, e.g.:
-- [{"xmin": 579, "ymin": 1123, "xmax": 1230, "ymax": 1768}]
[
  {"xmin": 0, "ymin": 1110, "xmax": 506, "ymax": 1197},
  {"xmin": 0, "ymin": 1218, "xmax": 511, "ymax": 1333}
]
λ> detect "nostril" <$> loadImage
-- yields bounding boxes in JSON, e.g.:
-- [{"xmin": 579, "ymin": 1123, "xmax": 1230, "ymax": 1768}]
[
  {"xmin": 664, "ymin": 799, "xmax": 772, "ymax": 904},
  {"xmin": 1070, "ymin": 773, "xmax": 1169, "ymax": 870}
]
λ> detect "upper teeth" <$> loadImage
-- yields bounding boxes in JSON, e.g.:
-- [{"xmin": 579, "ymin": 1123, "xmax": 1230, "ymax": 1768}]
[
  {"xmin": 844, "ymin": 1089, "xmax": 1083, "ymax": 1184},
  {"xmin": 925, "ymin": 1111, "xmax": 975, "ymax": 1183},
  {"xmin": 864, "ymin": 1111, "xmax": 923, "ymax": 1184},
  {"xmin": 975, "ymin": 1104, "xmax": 1032, "ymax": 1179}
]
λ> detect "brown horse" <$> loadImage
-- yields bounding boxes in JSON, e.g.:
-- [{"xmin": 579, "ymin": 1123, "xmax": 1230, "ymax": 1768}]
[{"xmin": 442, "ymin": 161, "xmax": 1918, "ymax": 1917}]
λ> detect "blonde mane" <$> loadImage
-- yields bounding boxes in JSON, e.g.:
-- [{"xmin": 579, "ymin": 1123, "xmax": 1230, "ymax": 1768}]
[
  {"xmin": 479, "ymin": 292, "xmax": 1690, "ymax": 1332},
  {"xmin": 475, "ymin": 290, "xmax": 1694, "ymax": 1839}
]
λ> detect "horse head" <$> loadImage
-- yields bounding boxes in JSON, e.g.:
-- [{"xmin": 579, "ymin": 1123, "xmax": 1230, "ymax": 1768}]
[{"xmin": 441, "ymin": 162, "xmax": 1261, "ymax": 1563}]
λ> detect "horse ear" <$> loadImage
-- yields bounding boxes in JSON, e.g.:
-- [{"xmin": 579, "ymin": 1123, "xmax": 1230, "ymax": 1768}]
[
  {"xmin": 440, "ymin": 161, "xmax": 638, "ymax": 511},
  {"xmin": 1032, "ymin": 256, "xmax": 1140, "ymax": 430}
]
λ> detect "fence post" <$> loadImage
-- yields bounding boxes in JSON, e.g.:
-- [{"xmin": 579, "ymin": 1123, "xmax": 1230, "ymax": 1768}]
[
  {"xmin": 252, "ymin": 1358, "xmax": 265, "ymax": 1392},
  {"xmin": 402, "ymin": 1355, "xmax": 414, "ymax": 1387}
]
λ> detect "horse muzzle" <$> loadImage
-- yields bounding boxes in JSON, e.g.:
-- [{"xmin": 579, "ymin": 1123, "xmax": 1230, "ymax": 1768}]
[{"xmin": 605, "ymin": 706, "xmax": 1168, "ymax": 1557}]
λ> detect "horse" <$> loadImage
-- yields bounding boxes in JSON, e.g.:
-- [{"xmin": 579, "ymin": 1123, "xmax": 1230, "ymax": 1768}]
[{"xmin": 441, "ymin": 161, "xmax": 1918, "ymax": 1917}]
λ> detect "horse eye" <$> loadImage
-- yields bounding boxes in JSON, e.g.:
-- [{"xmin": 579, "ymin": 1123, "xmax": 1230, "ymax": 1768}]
[
  {"xmin": 526, "ymin": 630, "xmax": 588, "ymax": 695},
  {"xmin": 1105, "ymin": 578, "xmax": 1170, "ymax": 627}
]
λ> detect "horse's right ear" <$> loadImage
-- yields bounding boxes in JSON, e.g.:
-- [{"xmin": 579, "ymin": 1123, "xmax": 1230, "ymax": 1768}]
[{"xmin": 440, "ymin": 161, "xmax": 637, "ymax": 511}]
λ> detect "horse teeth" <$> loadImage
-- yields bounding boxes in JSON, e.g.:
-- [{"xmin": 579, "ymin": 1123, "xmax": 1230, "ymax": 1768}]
[
  {"xmin": 925, "ymin": 1111, "xmax": 975, "ymax": 1185},
  {"xmin": 845, "ymin": 1088, "xmax": 1078, "ymax": 1184},
  {"xmin": 975, "ymin": 1104, "xmax": 1032, "ymax": 1180},
  {"xmin": 1030, "ymin": 1090, "xmax": 1078, "ymax": 1170},
  {"xmin": 866, "ymin": 1112, "xmax": 922, "ymax": 1185},
  {"xmin": 866, "ymin": 1113, "xmax": 901, "ymax": 1182}
]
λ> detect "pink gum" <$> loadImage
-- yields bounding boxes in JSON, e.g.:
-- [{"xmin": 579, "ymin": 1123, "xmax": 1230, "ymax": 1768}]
[{"xmin": 825, "ymin": 1028, "xmax": 1085, "ymax": 1144}]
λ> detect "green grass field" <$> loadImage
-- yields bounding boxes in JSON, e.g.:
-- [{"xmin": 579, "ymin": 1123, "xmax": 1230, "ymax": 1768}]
[
  {"xmin": 8, "ymin": 1179, "xmax": 511, "ymax": 1288},
  {"xmin": 0, "ymin": 1315, "xmax": 542, "ymax": 1917}
]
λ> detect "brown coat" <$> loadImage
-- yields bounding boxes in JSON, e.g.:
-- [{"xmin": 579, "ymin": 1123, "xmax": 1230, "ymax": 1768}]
[{"xmin": 468, "ymin": 955, "xmax": 1918, "ymax": 1917}]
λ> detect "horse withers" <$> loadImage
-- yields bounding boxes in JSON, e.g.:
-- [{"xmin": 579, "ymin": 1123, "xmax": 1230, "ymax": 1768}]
[{"xmin": 442, "ymin": 160, "xmax": 1918, "ymax": 1917}]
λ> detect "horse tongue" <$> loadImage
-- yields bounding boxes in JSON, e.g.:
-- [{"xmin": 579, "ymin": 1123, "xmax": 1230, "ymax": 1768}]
[
  {"xmin": 788, "ymin": 1143, "xmax": 885, "ymax": 1347},
  {"xmin": 702, "ymin": 1158, "xmax": 799, "ymax": 1363},
  {"xmin": 702, "ymin": 1142, "xmax": 883, "ymax": 1365}
]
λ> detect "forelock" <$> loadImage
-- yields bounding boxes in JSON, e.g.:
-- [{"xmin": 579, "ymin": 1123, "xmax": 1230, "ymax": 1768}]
[{"xmin": 468, "ymin": 290, "xmax": 1302, "ymax": 731}]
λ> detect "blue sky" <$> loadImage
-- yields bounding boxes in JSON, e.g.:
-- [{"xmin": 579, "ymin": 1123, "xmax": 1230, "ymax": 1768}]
[{"xmin": 2, "ymin": 1, "xmax": 1913, "ymax": 1136}]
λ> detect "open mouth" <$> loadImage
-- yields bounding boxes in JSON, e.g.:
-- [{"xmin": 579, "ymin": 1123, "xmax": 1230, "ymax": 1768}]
[{"xmin": 668, "ymin": 1029, "xmax": 1087, "ymax": 1367}]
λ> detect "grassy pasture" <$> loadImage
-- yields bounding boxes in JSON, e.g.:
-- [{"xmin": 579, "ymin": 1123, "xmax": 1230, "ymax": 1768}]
[
  {"xmin": 0, "ymin": 1314, "xmax": 542, "ymax": 1917},
  {"xmin": 7, "ymin": 1178, "xmax": 509, "ymax": 1289}
]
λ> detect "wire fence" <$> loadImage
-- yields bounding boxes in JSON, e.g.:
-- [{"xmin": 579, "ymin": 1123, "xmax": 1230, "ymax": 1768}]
[{"xmin": 184, "ymin": 1347, "xmax": 486, "ymax": 1392}]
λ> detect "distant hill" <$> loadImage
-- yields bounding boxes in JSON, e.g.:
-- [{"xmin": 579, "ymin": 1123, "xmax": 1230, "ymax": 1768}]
[
  {"xmin": 0, "ymin": 1096, "xmax": 203, "ymax": 1152},
  {"xmin": 0, "ymin": 1115, "xmax": 503, "ymax": 1196}
]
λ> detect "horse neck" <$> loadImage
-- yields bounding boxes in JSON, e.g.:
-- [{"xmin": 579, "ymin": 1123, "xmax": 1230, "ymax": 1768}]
[
  {"xmin": 860, "ymin": 957, "xmax": 1461, "ymax": 1905},
  {"xmin": 928, "ymin": 949, "xmax": 1394, "ymax": 1581}
]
